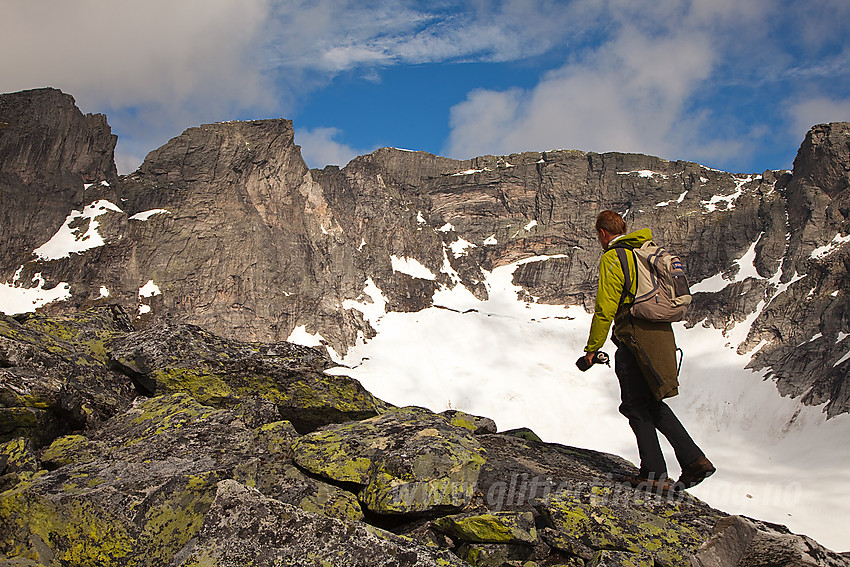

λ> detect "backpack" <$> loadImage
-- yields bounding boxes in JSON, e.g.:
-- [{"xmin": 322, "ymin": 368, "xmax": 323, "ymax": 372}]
[{"xmin": 612, "ymin": 240, "xmax": 691, "ymax": 322}]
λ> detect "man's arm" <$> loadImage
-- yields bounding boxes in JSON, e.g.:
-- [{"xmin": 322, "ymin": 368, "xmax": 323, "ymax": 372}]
[{"xmin": 584, "ymin": 250, "xmax": 626, "ymax": 353}]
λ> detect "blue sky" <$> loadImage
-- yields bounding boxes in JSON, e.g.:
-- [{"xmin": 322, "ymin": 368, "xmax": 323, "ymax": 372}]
[{"xmin": 3, "ymin": 0, "xmax": 849, "ymax": 175}]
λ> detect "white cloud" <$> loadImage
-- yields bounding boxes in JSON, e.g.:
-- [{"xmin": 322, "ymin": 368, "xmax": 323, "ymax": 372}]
[
  {"xmin": 266, "ymin": 0, "xmax": 599, "ymax": 70},
  {"xmin": 441, "ymin": 0, "xmax": 850, "ymax": 170},
  {"xmin": 2, "ymin": 0, "xmax": 847, "ymax": 175},
  {"xmin": 0, "ymin": 0, "xmax": 271, "ymax": 110},
  {"xmin": 1, "ymin": 0, "xmax": 275, "ymax": 174},
  {"xmin": 295, "ymin": 127, "xmax": 367, "ymax": 169},
  {"xmin": 445, "ymin": 26, "xmax": 735, "ymax": 163},
  {"xmin": 1, "ymin": 0, "xmax": 598, "ymax": 173},
  {"xmin": 788, "ymin": 97, "xmax": 850, "ymax": 141}
]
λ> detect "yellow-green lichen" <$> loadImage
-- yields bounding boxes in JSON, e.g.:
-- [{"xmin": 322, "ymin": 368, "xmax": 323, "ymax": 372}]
[
  {"xmin": 135, "ymin": 472, "xmax": 218, "ymax": 565},
  {"xmin": 448, "ymin": 415, "xmax": 477, "ymax": 431},
  {"xmin": 542, "ymin": 488, "xmax": 705, "ymax": 566},
  {"xmin": 298, "ymin": 483, "xmax": 364, "ymax": 523},
  {"xmin": 435, "ymin": 512, "xmax": 537, "ymax": 544},
  {"xmin": 128, "ymin": 393, "xmax": 214, "ymax": 429},
  {"xmin": 0, "ymin": 488, "xmax": 133, "ymax": 566},
  {"xmin": 291, "ymin": 433, "xmax": 375, "ymax": 485},
  {"xmin": 41, "ymin": 435, "xmax": 98, "ymax": 468},
  {"xmin": 0, "ymin": 438, "xmax": 37, "ymax": 473},
  {"xmin": 360, "ymin": 473, "xmax": 477, "ymax": 514},
  {"xmin": 152, "ymin": 368, "xmax": 233, "ymax": 406}
]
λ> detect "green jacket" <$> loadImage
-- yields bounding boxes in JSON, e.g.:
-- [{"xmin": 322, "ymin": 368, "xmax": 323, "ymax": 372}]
[
  {"xmin": 585, "ymin": 228, "xmax": 679, "ymax": 400},
  {"xmin": 584, "ymin": 228, "xmax": 651, "ymax": 352}
]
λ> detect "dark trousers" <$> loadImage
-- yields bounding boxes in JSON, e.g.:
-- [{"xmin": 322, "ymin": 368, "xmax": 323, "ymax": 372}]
[{"xmin": 615, "ymin": 345, "xmax": 703, "ymax": 478}]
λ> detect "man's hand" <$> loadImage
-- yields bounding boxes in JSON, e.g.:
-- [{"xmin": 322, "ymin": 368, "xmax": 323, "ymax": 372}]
[
  {"xmin": 576, "ymin": 351, "xmax": 610, "ymax": 371},
  {"xmin": 576, "ymin": 351, "xmax": 597, "ymax": 372}
]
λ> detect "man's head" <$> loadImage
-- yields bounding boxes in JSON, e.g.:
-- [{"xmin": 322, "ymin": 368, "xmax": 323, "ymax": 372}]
[{"xmin": 595, "ymin": 210, "xmax": 626, "ymax": 249}]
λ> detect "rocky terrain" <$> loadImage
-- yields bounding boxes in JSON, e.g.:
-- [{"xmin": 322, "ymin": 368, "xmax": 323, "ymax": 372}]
[
  {"xmin": 1, "ymin": 87, "xmax": 849, "ymax": 564},
  {"xmin": 2, "ymin": 306, "xmax": 848, "ymax": 566}
]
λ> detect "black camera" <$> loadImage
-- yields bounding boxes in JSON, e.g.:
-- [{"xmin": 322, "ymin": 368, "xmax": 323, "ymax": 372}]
[{"xmin": 575, "ymin": 351, "xmax": 610, "ymax": 371}]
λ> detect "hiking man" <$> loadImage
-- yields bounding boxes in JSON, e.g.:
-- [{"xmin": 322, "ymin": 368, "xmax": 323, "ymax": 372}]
[{"xmin": 582, "ymin": 210, "xmax": 714, "ymax": 492}]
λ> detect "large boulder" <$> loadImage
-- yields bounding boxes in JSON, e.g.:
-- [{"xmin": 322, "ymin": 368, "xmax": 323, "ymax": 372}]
[
  {"xmin": 0, "ymin": 306, "xmax": 136, "ymax": 445},
  {"xmin": 292, "ymin": 405, "xmax": 486, "ymax": 515},
  {"xmin": 0, "ymin": 393, "xmax": 402, "ymax": 565},
  {"xmin": 107, "ymin": 322, "xmax": 387, "ymax": 432},
  {"xmin": 433, "ymin": 510, "xmax": 538, "ymax": 545},
  {"xmin": 693, "ymin": 515, "xmax": 849, "ymax": 567},
  {"xmin": 0, "ymin": 394, "xmax": 253, "ymax": 564},
  {"xmin": 536, "ymin": 484, "xmax": 708, "ymax": 566},
  {"xmin": 179, "ymin": 479, "xmax": 466, "ymax": 567}
]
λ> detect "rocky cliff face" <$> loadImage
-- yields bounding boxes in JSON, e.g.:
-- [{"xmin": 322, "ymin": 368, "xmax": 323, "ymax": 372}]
[
  {"xmin": 2, "ymin": 88, "xmax": 847, "ymax": 417},
  {"xmin": 0, "ymin": 89, "xmax": 117, "ymax": 278},
  {"xmin": 1, "ymin": 307, "xmax": 847, "ymax": 566}
]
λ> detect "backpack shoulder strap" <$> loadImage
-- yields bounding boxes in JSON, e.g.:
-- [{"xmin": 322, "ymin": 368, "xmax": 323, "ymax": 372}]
[{"xmin": 612, "ymin": 245, "xmax": 635, "ymax": 307}]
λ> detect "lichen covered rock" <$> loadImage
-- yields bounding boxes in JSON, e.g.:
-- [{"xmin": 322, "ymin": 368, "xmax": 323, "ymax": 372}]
[
  {"xmin": 456, "ymin": 542, "xmax": 533, "ymax": 566},
  {"xmin": 434, "ymin": 511, "xmax": 537, "ymax": 545},
  {"xmin": 0, "ymin": 307, "xmax": 137, "ymax": 445},
  {"xmin": 0, "ymin": 438, "xmax": 38, "ymax": 474},
  {"xmin": 590, "ymin": 549, "xmax": 654, "ymax": 566},
  {"xmin": 0, "ymin": 392, "xmax": 389, "ymax": 565},
  {"xmin": 440, "ymin": 409, "xmax": 497, "ymax": 434},
  {"xmin": 537, "ymin": 484, "xmax": 708, "ymax": 566},
  {"xmin": 292, "ymin": 406, "xmax": 485, "ymax": 515},
  {"xmin": 108, "ymin": 322, "xmax": 387, "ymax": 432},
  {"xmin": 180, "ymin": 479, "xmax": 467, "ymax": 567},
  {"xmin": 39, "ymin": 435, "xmax": 99, "ymax": 469},
  {"xmin": 0, "ymin": 394, "xmax": 249, "ymax": 564},
  {"xmin": 234, "ymin": 458, "xmax": 364, "ymax": 523},
  {"xmin": 249, "ymin": 420, "xmax": 300, "ymax": 457}
]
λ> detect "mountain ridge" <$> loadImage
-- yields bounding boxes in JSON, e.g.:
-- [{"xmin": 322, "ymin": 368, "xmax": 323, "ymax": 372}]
[{"xmin": 2, "ymin": 87, "xmax": 847, "ymax": 416}]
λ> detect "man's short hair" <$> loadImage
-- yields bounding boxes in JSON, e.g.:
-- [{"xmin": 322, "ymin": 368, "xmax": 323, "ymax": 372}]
[{"xmin": 595, "ymin": 210, "xmax": 626, "ymax": 235}]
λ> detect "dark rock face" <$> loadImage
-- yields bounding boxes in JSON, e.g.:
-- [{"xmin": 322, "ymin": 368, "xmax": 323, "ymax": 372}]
[
  {"xmin": 2, "ymin": 88, "xmax": 847, "ymax": 416},
  {"xmin": 743, "ymin": 123, "xmax": 850, "ymax": 416},
  {"xmin": 0, "ymin": 88, "xmax": 117, "ymax": 279}
]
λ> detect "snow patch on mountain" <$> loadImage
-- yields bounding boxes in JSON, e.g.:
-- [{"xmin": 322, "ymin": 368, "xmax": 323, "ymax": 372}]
[
  {"xmin": 700, "ymin": 175, "xmax": 754, "ymax": 213},
  {"xmin": 811, "ymin": 233, "xmax": 850, "ymax": 259},
  {"xmin": 0, "ymin": 270, "xmax": 71, "ymax": 315},
  {"xmin": 691, "ymin": 233, "xmax": 764, "ymax": 293},
  {"xmin": 390, "ymin": 255, "xmax": 436, "ymax": 280},
  {"xmin": 129, "ymin": 209, "xmax": 171, "ymax": 221},
  {"xmin": 33, "ymin": 200, "xmax": 123, "ymax": 260}
]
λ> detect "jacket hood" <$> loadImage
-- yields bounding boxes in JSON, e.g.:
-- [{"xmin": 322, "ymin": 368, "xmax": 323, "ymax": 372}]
[{"xmin": 608, "ymin": 228, "xmax": 652, "ymax": 250}]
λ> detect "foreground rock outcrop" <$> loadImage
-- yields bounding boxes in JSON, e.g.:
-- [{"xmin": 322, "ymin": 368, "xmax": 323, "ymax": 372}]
[
  {"xmin": 1, "ymin": 307, "xmax": 847, "ymax": 566},
  {"xmin": 1, "ymin": 88, "xmax": 848, "ymax": 417}
]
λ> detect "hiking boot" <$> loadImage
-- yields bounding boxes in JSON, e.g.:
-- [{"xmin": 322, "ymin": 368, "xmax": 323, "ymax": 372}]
[
  {"xmin": 623, "ymin": 475, "xmax": 675, "ymax": 496},
  {"xmin": 676, "ymin": 457, "xmax": 716, "ymax": 489}
]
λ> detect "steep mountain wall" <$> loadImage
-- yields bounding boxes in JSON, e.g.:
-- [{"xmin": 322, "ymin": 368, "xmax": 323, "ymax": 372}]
[
  {"xmin": 1, "ymin": 88, "xmax": 848, "ymax": 416},
  {"xmin": 0, "ymin": 88, "xmax": 117, "ymax": 278}
]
